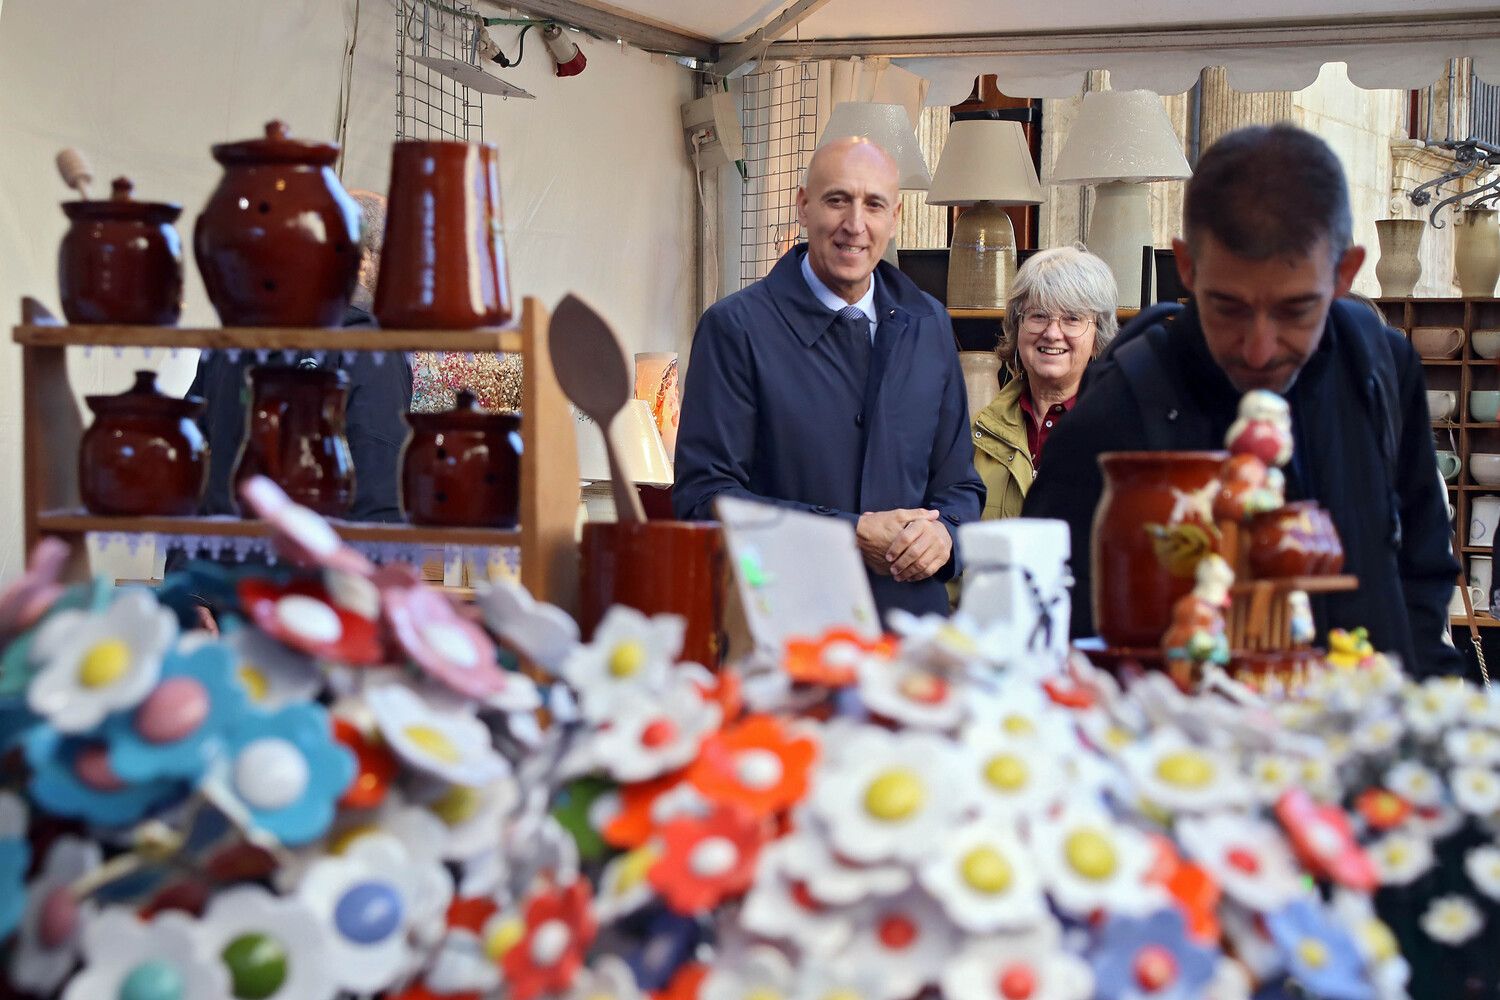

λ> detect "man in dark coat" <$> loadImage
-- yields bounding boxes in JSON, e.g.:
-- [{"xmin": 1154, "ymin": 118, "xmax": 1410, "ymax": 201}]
[
  {"xmin": 1023, "ymin": 123, "xmax": 1461, "ymax": 677},
  {"xmin": 674, "ymin": 137, "xmax": 984, "ymax": 619}
]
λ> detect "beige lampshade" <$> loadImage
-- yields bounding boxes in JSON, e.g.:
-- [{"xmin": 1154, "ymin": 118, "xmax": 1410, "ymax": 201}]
[
  {"xmin": 1053, "ymin": 90, "xmax": 1192, "ymax": 185},
  {"xmin": 926, "ymin": 121, "xmax": 1044, "ymax": 206},
  {"xmin": 575, "ymin": 400, "xmax": 674, "ymax": 486},
  {"xmin": 817, "ymin": 102, "xmax": 932, "ymax": 190}
]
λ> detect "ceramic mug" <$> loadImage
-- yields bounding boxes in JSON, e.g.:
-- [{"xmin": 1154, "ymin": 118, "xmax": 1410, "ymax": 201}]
[
  {"xmin": 1471, "ymin": 390, "xmax": 1500, "ymax": 424},
  {"xmin": 1436, "ymin": 450, "xmax": 1462, "ymax": 482},
  {"xmin": 1427, "ymin": 390, "xmax": 1457, "ymax": 421},
  {"xmin": 1470, "ymin": 495, "xmax": 1500, "ymax": 547},
  {"xmin": 1471, "ymin": 556, "xmax": 1493, "ymax": 610},
  {"xmin": 1411, "ymin": 326, "xmax": 1463, "ymax": 359}
]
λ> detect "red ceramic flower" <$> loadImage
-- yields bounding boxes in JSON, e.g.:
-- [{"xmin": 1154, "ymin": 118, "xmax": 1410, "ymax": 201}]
[
  {"xmin": 654, "ymin": 961, "xmax": 707, "ymax": 1000},
  {"xmin": 333, "ymin": 718, "xmax": 398, "ymax": 809},
  {"xmin": 502, "ymin": 880, "xmax": 597, "ymax": 1000},
  {"xmin": 1275, "ymin": 788, "xmax": 1378, "ymax": 891},
  {"xmin": 384, "ymin": 584, "xmax": 528, "ymax": 705},
  {"xmin": 687, "ymin": 714, "xmax": 817, "ymax": 819},
  {"xmin": 604, "ymin": 770, "xmax": 690, "ymax": 850},
  {"xmin": 649, "ymin": 805, "xmax": 764, "ymax": 915},
  {"xmin": 695, "ymin": 666, "xmax": 743, "ymax": 723},
  {"xmin": 1148, "ymin": 836, "xmax": 1221, "ymax": 943},
  {"xmin": 784, "ymin": 629, "xmax": 894, "ymax": 687},
  {"xmin": 238, "ymin": 577, "xmax": 384, "ymax": 665},
  {"xmin": 1356, "ymin": 788, "xmax": 1413, "ymax": 832}
]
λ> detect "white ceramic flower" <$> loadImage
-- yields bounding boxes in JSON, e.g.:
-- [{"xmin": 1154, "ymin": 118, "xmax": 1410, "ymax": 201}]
[
  {"xmin": 423, "ymin": 928, "xmax": 501, "ymax": 995},
  {"xmin": 9, "ymin": 837, "xmax": 100, "ymax": 996},
  {"xmin": 196, "ymin": 885, "xmax": 337, "ymax": 1000},
  {"xmin": 414, "ymin": 776, "xmax": 521, "ymax": 860},
  {"xmin": 772, "ymin": 822, "xmax": 911, "ymax": 906},
  {"xmin": 830, "ymin": 890, "xmax": 958, "ymax": 1000},
  {"xmin": 1446, "ymin": 728, "xmax": 1500, "ymax": 768},
  {"xmin": 959, "ymin": 730, "xmax": 1065, "ymax": 823},
  {"xmin": 27, "ymin": 587, "xmax": 176, "ymax": 732},
  {"xmin": 1120, "ymin": 729, "xmax": 1251, "ymax": 815},
  {"xmin": 1403, "ymin": 678, "xmax": 1468, "ymax": 740},
  {"xmin": 1203, "ymin": 959, "xmax": 1254, "ymax": 1000},
  {"xmin": 888, "ymin": 610, "xmax": 1007, "ymax": 671},
  {"xmin": 366, "ymin": 684, "xmax": 509, "ymax": 787},
  {"xmin": 1465, "ymin": 844, "xmax": 1500, "ymax": 901},
  {"xmin": 1296, "ymin": 754, "xmax": 1342, "ymax": 803},
  {"xmin": 857, "ymin": 657, "xmax": 966, "ymax": 730},
  {"xmin": 296, "ymin": 832, "xmax": 452, "ymax": 993},
  {"xmin": 1420, "ymin": 894, "xmax": 1484, "ymax": 946},
  {"xmin": 791, "ymin": 959, "xmax": 890, "ymax": 1000},
  {"xmin": 1461, "ymin": 687, "xmax": 1500, "ymax": 730},
  {"xmin": 700, "ymin": 945, "xmax": 795, "ymax": 1000},
  {"xmin": 1369, "ymin": 831, "xmax": 1435, "ymax": 887},
  {"xmin": 1247, "ymin": 753, "xmax": 1301, "ymax": 805},
  {"xmin": 590, "ymin": 678, "xmax": 722, "ymax": 783},
  {"xmin": 1176, "ymin": 813, "xmax": 1308, "ymax": 913},
  {"xmin": 739, "ymin": 839, "xmax": 856, "ymax": 957},
  {"xmin": 1386, "ymin": 761, "xmax": 1444, "ymax": 809},
  {"xmin": 223, "ymin": 624, "xmax": 322, "ymax": 708},
  {"xmin": 1451, "ymin": 766, "xmax": 1500, "ymax": 816},
  {"xmin": 62, "ymin": 909, "xmax": 228, "ymax": 1000},
  {"xmin": 919, "ymin": 821, "xmax": 1047, "ymax": 933},
  {"xmin": 1352, "ymin": 714, "xmax": 1404, "ymax": 758},
  {"xmin": 1030, "ymin": 805, "xmax": 1164, "ymax": 918},
  {"xmin": 940, "ymin": 918, "xmax": 1093, "ymax": 1000},
  {"xmin": 593, "ymin": 843, "xmax": 661, "ymax": 924},
  {"xmin": 963, "ymin": 681, "xmax": 1075, "ymax": 746},
  {"xmin": 558, "ymin": 605, "xmax": 681, "ymax": 720},
  {"xmin": 808, "ymin": 726, "xmax": 969, "ymax": 865},
  {"xmin": 474, "ymin": 578, "xmax": 580, "ymax": 672},
  {"xmin": 1330, "ymin": 890, "xmax": 1410, "ymax": 1000}
]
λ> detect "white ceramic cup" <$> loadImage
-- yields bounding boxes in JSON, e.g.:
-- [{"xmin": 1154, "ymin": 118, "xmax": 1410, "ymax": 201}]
[
  {"xmin": 1473, "ymin": 556, "xmax": 1494, "ymax": 610},
  {"xmin": 1471, "ymin": 495, "xmax": 1500, "ymax": 547}
]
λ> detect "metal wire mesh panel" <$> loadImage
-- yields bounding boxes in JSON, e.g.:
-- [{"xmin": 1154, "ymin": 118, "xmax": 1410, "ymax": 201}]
[
  {"xmin": 739, "ymin": 62, "xmax": 819, "ymax": 287},
  {"xmin": 396, "ymin": 0, "xmax": 485, "ymax": 143}
]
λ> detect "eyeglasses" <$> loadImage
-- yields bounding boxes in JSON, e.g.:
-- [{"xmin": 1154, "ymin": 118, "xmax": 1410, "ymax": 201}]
[{"xmin": 1020, "ymin": 310, "xmax": 1093, "ymax": 337}]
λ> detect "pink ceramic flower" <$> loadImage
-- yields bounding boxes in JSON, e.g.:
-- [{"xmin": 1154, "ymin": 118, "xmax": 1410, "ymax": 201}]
[
  {"xmin": 384, "ymin": 584, "xmax": 538, "ymax": 709},
  {"xmin": 239, "ymin": 476, "xmax": 373, "ymax": 576},
  {"xmin": 0, "ymin": 537, "xmax": 69, "ymax": 640}
]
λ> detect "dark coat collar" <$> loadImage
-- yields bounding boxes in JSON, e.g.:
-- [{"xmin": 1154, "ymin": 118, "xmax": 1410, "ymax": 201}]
[{"xmin": 764, "ymin": 244, "xmax": 923, "ymax": 347}]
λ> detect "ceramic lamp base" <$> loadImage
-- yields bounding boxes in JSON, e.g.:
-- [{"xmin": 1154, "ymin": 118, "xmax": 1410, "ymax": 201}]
[
  {"xmin": 946, "ymin": 201, "xmax": 1017, "ymax": 309},
  {"xmin": 1086, "ymin": 180, "xmax": 1152, "ymax": 309}
]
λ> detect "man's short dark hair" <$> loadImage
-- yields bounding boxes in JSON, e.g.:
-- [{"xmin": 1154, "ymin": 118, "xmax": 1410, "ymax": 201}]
[{"xmin": 1184, "ymin": 123, "xmax": 1352, "ymax": 262}]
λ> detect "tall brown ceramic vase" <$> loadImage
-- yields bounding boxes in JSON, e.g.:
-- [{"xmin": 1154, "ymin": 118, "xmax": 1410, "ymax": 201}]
[
  {"xmin": 232, "ymin": 367, "xmax": 356, "ymax": 517},
  {"xmin": 1093, "ymin": 451, "xmax": 1227, "ymax": 649},
  {"xmin": 375, "ymin": 142, "xmax": 513, "ymax": 329}
]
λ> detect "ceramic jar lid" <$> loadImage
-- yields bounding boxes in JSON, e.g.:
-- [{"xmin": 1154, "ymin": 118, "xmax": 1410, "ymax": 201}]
[
  {"xmin": 63, "ymin": 177, "xmax": 181, "ymax": 223},
  {"xmin": 405, "ymin": 390, "xmax": 521, "ymax": 431},
  {"xmin": 211, "ymin": 120, "xmax": 341, "ymax": 167},
  {"xmin": 85, "ymin": 370, "xmax": 203, "ymax": 418}
]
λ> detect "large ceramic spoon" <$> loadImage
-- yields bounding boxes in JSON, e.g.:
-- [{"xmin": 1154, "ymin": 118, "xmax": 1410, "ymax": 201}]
[{"xmin": 550, "ymin": 294, "xmax": 648, "ymax": 524}]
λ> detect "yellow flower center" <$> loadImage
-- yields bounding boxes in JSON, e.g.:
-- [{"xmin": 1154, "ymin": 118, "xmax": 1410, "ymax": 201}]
[
  {"xmin": 1064, "ymin": 829, "xmax": 1118, "ymax": 880},
  {"xmin": 960, "ymin": 846, "xmax": 1013, "ymax": 894},
  {"xmin": 1104, "ymin": 726, "xmax": 1133, "ymax": 750},
  {"xmin": 1363, "ymin": 920, "xmax": 1398, "ymax": 962},
  {"xmin": 237, "ymin": 664, "xmax": 270, "ymax": 702},
  {"xmin": 1001, "ymin": 714, "xmax": 1036, "ymax": 737},
  {"xmin": 329, "ymin": 824, "xmax": 378, "ymax": 855},
  {"xmin": 78, "ymin": 639, "xmax": 130, "ymax": 689},
  {"xmin": 1298, "ymin": 938, "xmax": 1328, "ymax": 969},
  {"xmin": 430, "ymin": 785, "xmax": 483, "ymax": 825},
  {"xmin": 746, "ymin": 990, "xmax": 783, "ymax": 1000},
  {"xmin": 404, "ymin": 725, "xmax": 461, "ymax": 764},
  {"xmin": 984, "ymin": 754, "xmax": 1029, "ymax": 792},
  {"xmin": 1155, "ymin": 751, "xmax": 1215, "ymax": 789},
  {"xmin": 608, "ymin": 641, "xmax": 646, "ymax": 679},
  {"xmin": 936, "ymin": 624, "xmax": 977, "ymax": 653},
  {"xmin": 863, "ymin": 770, "xmax": 924, "ymax": 821},
  {"xmin": 484, "ymin": 918, "xmax": 525, "ymax": 961},
  {"xmin": 821, "ymin": 992, "xmax": 862, "ymax": 1000},
  {"xmin": 615, "ymin": 845, "xmax": 660, "ymax": 893}
]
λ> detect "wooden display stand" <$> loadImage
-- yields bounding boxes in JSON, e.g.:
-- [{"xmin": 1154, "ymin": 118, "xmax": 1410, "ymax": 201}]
[{"xmin": 14, "ymin": 296, "xmax": 581, "ymax": 615}]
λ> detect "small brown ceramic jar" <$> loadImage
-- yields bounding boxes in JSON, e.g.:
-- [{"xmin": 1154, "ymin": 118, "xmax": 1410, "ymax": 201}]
[
  {"xmin": 60, "ymin": 178, "xmax": 184, "ymax": 325},
  {"xmin": 80, "ymin": 371, "xmax": 208, "ymax": 516},
  {"xmin": 1247, "ymin": 501, "xmax": 1327, "ymax": 579},
  {"xmin": 194, "ymin": 121, "xmax": 361, "ymax": 327},
  {"xmin": 401, "ymin": 390, "xmax": 521, "ymax": 527},
  {"xmin": 232, "ymin": 366, "xmax": 355, "ymax": 517}
]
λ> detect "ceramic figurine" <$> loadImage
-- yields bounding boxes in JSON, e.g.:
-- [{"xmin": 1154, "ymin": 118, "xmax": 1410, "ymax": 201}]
[
  {"xmin": 1287, "ymin": 590, "xmax": 1316, "ymax": 647},
  {"xmin": 1214, "ymin": 390, "xmax": 1292, "ymax": 521},
  {"xmin": 1326, "ymin": 627, "xmax": 1375, "ymax": 669},
  {"xmin": 1160, "ymin": 554, "xmax": 1234, "ymax": 687},
  {"xmin": 957, "ymin": 518, "xmax": 1072, "ymax": 663}
]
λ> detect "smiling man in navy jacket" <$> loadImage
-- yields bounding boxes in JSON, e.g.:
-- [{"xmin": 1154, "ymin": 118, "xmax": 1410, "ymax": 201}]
[{"xmin": 674, "ymin": 137, "xmax": 984, "ymax": 619}]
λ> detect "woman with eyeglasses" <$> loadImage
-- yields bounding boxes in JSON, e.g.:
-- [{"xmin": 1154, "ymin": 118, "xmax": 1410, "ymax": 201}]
[{"xmin": 971, "ymin": 245, "xmax": 1118, "ymax": 520}]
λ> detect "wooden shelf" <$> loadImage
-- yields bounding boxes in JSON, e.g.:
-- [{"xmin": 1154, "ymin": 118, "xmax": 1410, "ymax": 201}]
[
  {"xmin": 13, "ymin": 323, "xmax": 521, "ymax": 354},
  {"xmin": 34, "ymin": 511, "xmax": 520, "ymax": 548},
  {"xmin": 1463, "ymin": 545, "xmax": 1496, "ymax": 554},
  {"xmin": 1419, "ymin": 359, "xmax": 1466, "ymax": 366},
  {"xmin": 1453, "ymin": 616, "xmax": 1500, "ymax": 627},
  {"xmin": 947, "ymin": 306, "xmax": 1141, "ymax": 321}
]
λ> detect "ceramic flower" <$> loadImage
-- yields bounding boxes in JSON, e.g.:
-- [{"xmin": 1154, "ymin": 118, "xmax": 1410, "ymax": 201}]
[
  {"xmin": 1151, "ymin": 840, "xmax": 1220, "ymax": 944},
  {"xmin": 1461, "ymin": 686, "xmax": 1500, "ymax": 730},
  {"xmin": 1420, "ymin": 894, "xmax": 1485, "ymax": 946},
  {"xmin": 919, "ymin": 820, "xmax": 1047, "ymax": 933},
  {"xmin": 1464, "ymin": 843, "xmax": 1500, "ymax": 900},
  {"xmin": 559, "ymin": 606, "xmax": 681, "ymax": 719},
  {"xmin": 0, "ymin": 536, "xmax": 69, "ymax": 642},
  {"xmin": 9, "ymin": 836, "xmax": 100, "ymax": 996},
  {"xmin": 197, "ymin": 885, "xmax": 338, "ymax": 1000},
  {"xmin": 474, "ymin": 577, "xmax": 581, "ymax": 673},
  {"xmin": 649, "ymin": 804, "xmax": 763, "ymax": 914},
  {"xmin": 1367, "ymin": 831, "xmax": 1435, "ymax": 887},
  {"xmin": 830, "ymin": 890, "xmax": 958, "ymax": 1000},
  {"xmin": 1275, "ymin": 789, "xmax": 1378, "ymax": 891},
  {"xmin": 1265, "ymin": 899, "xmax": 1375, "ymax": 1000},
  {"xmin": 0, "ymin": 791, "xmax": 29, "ymax": 938},
  {"xmin": 23, "ymin": 728, "xmax": 182, "ymax": 827},
  {"xmin": 416, "ymin": 927, "xmax": 500, "ymax": 996},
  {"xmin": 238, "ymin": 577, "xmax": 382, "ymax": 666},
  {"xmin": 1120, "ymin": 729, "xmax": 1250, "ymax": 815},
  {"xmin": 857, "ymin": 655, "xmax": 967, "ymax": 730},
  {"xmin": 783, "ymin": 627, "xmax": 893, "ymax": 687},
  {"xmin": 687, "ymin": 713, "xmax": 817, "ymax": 818},
  {"xmin": 590, "ymin": 680, "xmax": 722, "ymax": 784},
  {"xmin": 888, "ymin": 610, "xmax": 1007, "ymax": 671},
  {"xmin": 366, "ymin": 683, "xmax": 509, "ymax": 787},
  {"xmin": 61, "ymin": 908, "xmax": 230, "ymax": 1000},
  {"xmin": 298, "ymin": 832, "xmax": 453, "ymax": 993},
  {"xmin": 699, "ymin": 944, "xmax": 794, "ymax": 1000},
  {"xmin": 1355, "ymin": 787, "xmax": 1413, "ymax": 832},
  {"xmin": 0, "ymin": 576, "xmax": 114, "ymax": 700},
  {"xmin": 103, "ymin": 642, "xmax": 249, "ymax": 783},
  {"xmin": 1330, "ymin": 890, "xmax": 1410, "ymax": 1000},
  {"xmin": 771, "ymin": 822, "xmax": 911, "ymax": 905},
  {"xmin": 1402, "ymin": 678, "xmax": 1467, "ymax": 740},
  {"xmin": 790, "ymin": 960, "xmax": 890, "ymax": 1000},
  {"xmin": 210, "ymin": 701, "xmax": 354, "ymax": 846},
  {"xmin": 1175, "ymin": 813, "xmax": 1308, "ymax": 913},
  {"xmin": 960, "ymin": 730, "xmax": 1067, "ymax": 823},
  {"xmin": 594, "ymin": 842, "xmax": 662, "ymax": 923},
  {"xmin": 808, "ymin": 725, "xmax": 968, "ymax": 865},
  {"xmin": 940, "ymin": 918, "xmax": 1093, "ymax": 1000},
  {"xmin": 1352, "ymin": 714, "xmax": 1404, "ymax": 757},
  {"xmin": 564, "ymin": 954, "xmax": 642, "ymax": 1000},
  {"xmin": 963, "ymin": 680, "xmax": 1076, "ymax": 746},
  {"xmin": 739, "ymin": 837, "xmax": 858, "ymax": 956},
  {"xmin": 240, "ymin": 474, "xmax": 374, "ymax": 575},
  {"xmin": 1443, "ymin": 726, "xmax": 1500, "ymax": 767},
  {"xmin": 502, "ymin": 880, "xmax": 596, "ymax": 1000},
  {"xmin": 385, "ymin": 584, "xmax": 539, "ymax": 710},
  {"xmin": 623, "ymin": 908, "xmax": 704, "ymax": 991},
  {"xmin": 222, "ymin": 620, "xmax": 323, "ymax": 709},
  {"xmin": 417, "ymin": 776, "xmax": 522, "ymax": 861},
  {"xmin": 602, "ymin": 771, "xmax": 712, "ymax": 850},
  {"xmin": 1089, "ymin": 908, "xmax": 1219, "ymax": 1000},
  {"xmin": 1247, "ymin": 753, "xmax": 1302, "ymax": 805},
  {"xmin": 27, "ymin": 586, "xmax": 176, "ymax": 732},
  {"xmin": 1031, "ymin": 804, "xmax": 1165, "ymax": 918},
  {"xmin": 1451, "ymin": 766, "xmax": 1500, "ymax": 815}
]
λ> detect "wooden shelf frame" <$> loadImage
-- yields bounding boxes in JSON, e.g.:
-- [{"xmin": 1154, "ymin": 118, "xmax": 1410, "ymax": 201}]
[{"xmin": 15, "ymin": 297, "xmax": 580, "ymax": 614}]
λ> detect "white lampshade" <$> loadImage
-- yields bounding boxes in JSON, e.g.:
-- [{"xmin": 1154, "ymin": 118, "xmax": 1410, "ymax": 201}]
[
  {"xmin": 575, "ymin": 400, "xmax": 673, "ymax": 487},
  {"xmin": 1053, "ymin": 90, "xmax": 1191, "ymax": 185},
  {"xmin": 817, "ymin": 102, "xmax": 932, "ymax": 190},
  {"xmin": 926, "ymin": 120, "xmax": 1045, "ymax": 206}
]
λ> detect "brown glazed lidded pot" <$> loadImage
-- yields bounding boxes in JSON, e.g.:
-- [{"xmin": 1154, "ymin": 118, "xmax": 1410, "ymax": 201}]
[
  {"xmin": 80, "ymin": 370, "xmax": 207, "ymax": 516},
  {"xmin": 401, "ymin": 390, "xmax": 522, "ymax": 527},
  {"xmin": 194, "ymin": 121, "xmax": 361, "ymax": 327},
  {"xmin": 1247, "ymin": 501, "xmax": 1345, "ymax": 578},
  {"xmin": 60, "ymin": 177, "xmax": 184, "ymax": 325},
  {"xmin": 232, "ymin": 366, "xmax": 355, "ymax": 517},
  {"xmin": 375, "ymin": 141, "xmax": 512, "ymax": 329},
  {"xmin": 1093, "ymin": 450, "xmax": 1227, "ymax": 649}
]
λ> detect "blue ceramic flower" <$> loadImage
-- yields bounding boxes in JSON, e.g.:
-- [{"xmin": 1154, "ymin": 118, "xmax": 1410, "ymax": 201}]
[
  {"xmin": 0, "ymin": 697, "xmax": 39, "ymax": 755},
  {"xmin": 1266, "ymin": 899, "xmax": 1374, "ymax": 1000},
  {"xmin": 23, "ymin": 726, "xmax": 183, "ymax": 828},
  {"xmin": 215, "ymin": 702, "xmax": 355, "ymax": 847},
  {"xmin": 623, "ymin": 907, "xmax": 703, "ymax": 991},
  {"xmin": 0, "ymin": 792, "xmax": 30, "ymax": 938},
  {"xmin": 104, "ymin": 642, "xmax": 249, "ymax": 782},
  {"xmin": 0, "ymin": 576, "xmax": 113, "ymax": 698},
  {"xmin": 1089, "ymin": 908, "xmax": 1218, "ymax": 1000}
]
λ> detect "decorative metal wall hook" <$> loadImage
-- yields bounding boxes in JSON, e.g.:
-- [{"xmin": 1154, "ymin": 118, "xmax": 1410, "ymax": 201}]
[{"xmin": 1407, "ymin": 138, "xmax": 1500, "ymax": 227}]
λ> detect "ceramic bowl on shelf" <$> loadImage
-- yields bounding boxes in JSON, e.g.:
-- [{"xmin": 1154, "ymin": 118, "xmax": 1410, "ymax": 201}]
[
  {"xmin": 1427, "ymin": 390, "xmax": 1457, "ymax": 421},
  {"xmin": 1412, "ymin": 326, "xmax": 1463, "ymax": 358},
  {"xmin": 1473, "ymin": 329, "xmax": 1500, "ymax": 360},
  {"xmin": 1472, "ymin": 453, "xmax": 1500, "ymax": 486},
  {"xmin": 1436, "ymin": 449, "xmax": 1462, "ymax": 483},
  {"xmin": 1471, "ymin": 390, "xmax": 1500, "ymax": 423}
]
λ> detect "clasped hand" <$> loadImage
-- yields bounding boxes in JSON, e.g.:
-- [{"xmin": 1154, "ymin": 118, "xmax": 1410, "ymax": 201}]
[{"xmin": 855, "ymin": 508, "xmax": 951, "ymax": 583}]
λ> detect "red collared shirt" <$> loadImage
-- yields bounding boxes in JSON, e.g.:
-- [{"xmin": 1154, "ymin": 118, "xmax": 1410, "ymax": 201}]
[{"xmin": 1018, "ymin": 392, "xmax": 1077, "ymax": 465}]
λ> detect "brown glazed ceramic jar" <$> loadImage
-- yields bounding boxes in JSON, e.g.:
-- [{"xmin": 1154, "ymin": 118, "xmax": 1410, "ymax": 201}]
[
  {"xmin": 375, "ymin": 142, "xmax": 512, "ymax": 329},
  {"xmin": 401, "ymin": 390, "xmax": 521, "ymax": 527},
  {"xmin": 1247, "ymin": 501, "xmax": 1345, "ymax": 578},
  {"xmin": 60, "ymin": 178, "xmax": 184, "ymax": 325},
  {"xmin": 580, "ymin": 521, "xmax": 729, "ymax": 669},
  {"xmin": 1093, "ymin": 450, "xmax": 1227, "ymax": 649},
  {"xmin": 232, "ymin": 366, "xmax": 355, "ymax": 517},
  {"xmin": 80, "ymin": 371, "xmax": 207, "ymax": 516},
  {"xmin": 194, "ymin": 121, "xmax": 361, "ymax": 327}
]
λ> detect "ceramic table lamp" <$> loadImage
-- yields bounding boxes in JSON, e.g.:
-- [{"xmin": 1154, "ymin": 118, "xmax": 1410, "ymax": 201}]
[
  {"xmin": 1053, "ymin": 90, "xmax": 1192, "ymax": 308},
  {"xmin": 576, "ymin": 400, "xmax": 673, "ymax": 522},
  {"xmin": 816, "ymin": 102, "xmax": 931, "ymax": 266},
  {"xmin": 925, "ymin": 120, "xmax": 1045, "ymax": 309}
]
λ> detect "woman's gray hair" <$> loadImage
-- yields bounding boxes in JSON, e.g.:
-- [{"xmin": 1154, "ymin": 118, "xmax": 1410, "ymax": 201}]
[{"xmin": 996, "ymin": 244, "xmax": 1119, "ymax": 377}]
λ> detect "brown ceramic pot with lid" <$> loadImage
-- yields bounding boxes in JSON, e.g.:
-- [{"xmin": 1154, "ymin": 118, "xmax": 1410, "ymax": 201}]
[
  {"xmin": 375, "ymin": 142, "xmax": 512, "ymax": 329},
  {"xmin": 401, "ymin": 390, "xmax": 522, "ymax": 527},
  {"xmin": 60, "ymin": 177, "xmax": 184, "ymax": 325},
  {"xmin": 1247, "ymin": 501, "xmax": 1345, "ymax": 578},
  {"xmin": 232, "ymin": 366, "xmax": 355, "ymax": 516},
  {"xmin": 80, "ymin": 370, "xmax": 207, "ymax": 516},
  {"xmin": 194, "ymin": 121, "xmax": 361, "ymax": 327}
]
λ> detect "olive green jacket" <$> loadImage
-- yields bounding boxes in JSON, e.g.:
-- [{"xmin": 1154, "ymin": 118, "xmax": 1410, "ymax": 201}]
[{"xmin": 972, "ymin": 378, "xmax": 1033, "ymax": 521}]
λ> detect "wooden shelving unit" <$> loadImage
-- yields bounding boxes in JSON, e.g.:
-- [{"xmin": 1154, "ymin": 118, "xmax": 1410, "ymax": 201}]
[
  {"xmin": 15, "ymin": 296, "xmax": 581, "ymax": 614},
  {"xmin": 1376, "ymin": 296, "xmax": 1500, "ymax": 632}
]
